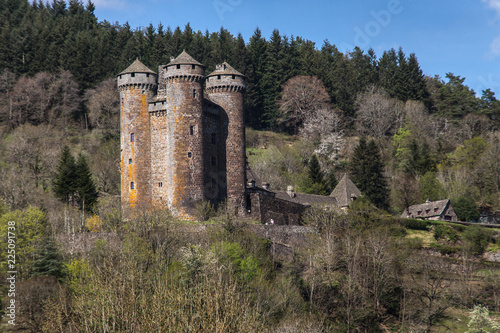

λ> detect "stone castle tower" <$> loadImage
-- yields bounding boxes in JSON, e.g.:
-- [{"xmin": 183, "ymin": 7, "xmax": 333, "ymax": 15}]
[{"xmin": 118, "ymin": 51, "xmax": 246, "ymax": 220}]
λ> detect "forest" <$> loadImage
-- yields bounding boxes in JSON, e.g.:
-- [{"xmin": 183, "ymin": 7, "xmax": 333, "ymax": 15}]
[{"xmin": 1, "ymin": 0, "xmax": 500, "ymax": 332}]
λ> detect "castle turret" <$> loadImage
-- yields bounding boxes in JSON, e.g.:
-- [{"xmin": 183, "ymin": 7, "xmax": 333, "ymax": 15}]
[
  {"xmin": 159, "ymin": 51, "xmax": 206, "ymax": 219},
  {"xmin": 117, "ymin": 59, "xmax": 157, "ymax": 211},
  {"xmin": 206, "ymin": 62, "xmax": 247, "ymax": 215}
]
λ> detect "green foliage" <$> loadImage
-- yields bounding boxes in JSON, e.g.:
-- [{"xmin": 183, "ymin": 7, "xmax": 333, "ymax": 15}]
[
  {"xmin": 211, "ymin": 241, "xmax": 262, "ymax": 283},
  {"xmin": 302, "ymin": 154, "xmax": 329, "ymax": 195},
  {"xmin": 53, "ymin": 146, "xmax": 98, "ymax": 211},
  {"xmin": 432, "ymin": 73, "xmax": 480, "ymax": 119},
  {"xmin": 462, "ymin": 226, "xmax": 492, "ymax": 255},
  {"xmin": 30, "ymin": 237, "xmax": 66, "ymax": 281},
  {"xmin": 419, "ymin": 171, "xmax": 446, "ymax": 201},
  {"xmin": 0, "ymin": 206, "xmax": 47, "ymax": 279},
  {"xmin": 351, "ymin": 138, "xmax": 390, "ymax": 210},
  {"xmin": 433, "ymin": 224, "xmax": 459, "ymax": 243},
  {"xmin": 402, "ymin": 218, "xmax": 429, "ymax": 230},
  {"xmin": 75, "ymin": 153, "xmax": 98, "ymax": 212},
  {"xmin": 393, "ymin": 126, "xmax": 436, "ymax": 176},
  {"xmin": 443, "ymin": 137, "xmax": 489, "ymax": 171},
  {"xmin": 52, "ymin": 145, "xmax": 76, "ymax": 204},
  {"xmin": 429, "ymin": 242, "xmax": 461, "ymax": 255},
  {"xmin": 454, "ymin": 196, "xmax": 480, "ymax": 222}
]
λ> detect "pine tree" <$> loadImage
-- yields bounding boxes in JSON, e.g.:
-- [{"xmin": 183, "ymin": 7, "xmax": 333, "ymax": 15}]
[
  {"xmin": 31, "ymin": 237, "xmax": 66, "ymax": 281},
  {"xmin": 53, "ymin": 145, "xmax": 76, "ymax": 204},
  {"xmin": 326, "ymin": 169, "xmax": 337, "ymax": 193},
  {"xmin": 75, "ymin": 153, "xmax": 98, "ymax": 212},
  {"xmin": 304, "ymin": 154, "xmax": 329, "ymax": 195},
  {"xmin": 351, "ymin": 138, "xmax": 390, "ymax": 210}
]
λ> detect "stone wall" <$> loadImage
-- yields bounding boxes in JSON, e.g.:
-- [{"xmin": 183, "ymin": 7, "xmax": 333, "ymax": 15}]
[
  {"xmin": 249, "ymin": 191, "xmax": 307, "ymax": 225},
  {"xmin": 118, "ymin": 72, "xmax": 157, "ymax": 211},
  {"xmin": 206, "ymin": 74, "xmax": 246, "ymax": 216}
]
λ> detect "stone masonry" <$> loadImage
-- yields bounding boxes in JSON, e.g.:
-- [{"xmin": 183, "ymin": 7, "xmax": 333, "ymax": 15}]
[{"xmin": 118, "ymin": 51, "xmax": 246, "ymax": 220}]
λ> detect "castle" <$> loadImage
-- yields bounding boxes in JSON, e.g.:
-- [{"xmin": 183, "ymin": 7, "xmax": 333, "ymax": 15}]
[
  {"xmin": 118, "ymin": 51, "xmax": 355, "ymax": 223},
  {"xmin": 118, "ymin": 51, "xmax": 247, "ymax": 220}
]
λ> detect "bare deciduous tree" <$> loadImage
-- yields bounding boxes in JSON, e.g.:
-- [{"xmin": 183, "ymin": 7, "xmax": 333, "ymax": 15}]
[
  {"xmin": 279, "ymin": 76, "xmax": 330, "ymax": 134},
  {"xmin": 85, "ymin": 78, "xmax": 120, "ymax": 135},
  {"xmin": 6, "ymin": 71, "xmax": 81, "ymax": 127},
  {"xmin": 355, "ymin": 85, "xmax": 404, "ymax": 145}
]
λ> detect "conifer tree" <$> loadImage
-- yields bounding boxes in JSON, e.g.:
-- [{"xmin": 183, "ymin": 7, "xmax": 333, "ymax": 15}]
[
  {"xmin": 31, "ymin": 237, "xmax": 66, "ymax": 281},
  {"xmin": 53, "ymin": 145, "xmax": 76, "ymax": 204},
  {"xmin": 351, "ymin": 138, "xmax": 390, "ymax": 210},
  {"xmin": 304, "ymin": 154, "xmax": 329, "ymax": 195},
  {"xmin": 326, "ymin": 169, "xmax": 338, "ymax": 193},
  {"xmin": 75, "ymin": 153, "xmax": 98, "ymax": 212}
]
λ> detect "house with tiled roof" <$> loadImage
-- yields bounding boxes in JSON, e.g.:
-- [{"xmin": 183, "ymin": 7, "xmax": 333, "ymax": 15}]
[
  {"xmin": 245, "ymin": 172, "xmax": 361, "ymax": 225},
  {"xmin": 401, "ymin": 199, "xmax": 458, "ymax": 222}
]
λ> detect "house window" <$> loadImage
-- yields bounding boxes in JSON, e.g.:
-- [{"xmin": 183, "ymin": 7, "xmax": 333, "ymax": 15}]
[
  {"xmin": 192, "ymin": 65, "xmax": 196, "ymax": 69},
  {"xmin": 417, "ymin": 211, "xmax": 422, "ymax": 216},
  {"xmin": 130, "ymin": 133, "xmax": 135, "ymax": 142},
  {"xmin": 131, "ymin": 73, "xmax": 135, "ymax": 77},
  {"xmin": 232, "ymin": 75, "xmax": 235, "ymax": 79},
  {"xmin": 425, "ymin": 209, "xmax": 430, "ymax": 214},
  {"xmin": 159, "ymin": 182, "xmax": 163, "ymax": 187},
  {"xmin": 211, "ymin": 133, "xmax": 217, "ymax": 145},
  {"xmin": 188, "ymin": 152, "xmax": 192, "ymax": 158},
  {"xmin": 193, "ymin": 89, "xmax": 196, "ymax": 98},
  {"xmin": 130, "ymin": 182, "xmax": 135, "ymax": 190},
  {"xmin": 217, "ymin": 75, "xmax": 221, "ymax": 80},
  {"xmin": 434, "ymin": 208, "xmax": 438, "ymax": 213},
  {"xmin": 190, "ymin": 126, "xmax": 194, "ymax": 135},
  {"xmin": 128, "ymin": 158, "xmax": 132, "ymax": 164},
  {"xmin": 176, "ymin": 64, "xmax": 180, "ymax": 69}
]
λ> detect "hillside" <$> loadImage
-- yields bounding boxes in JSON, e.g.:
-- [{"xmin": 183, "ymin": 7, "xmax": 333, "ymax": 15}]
[{"xmin": 1, "ymin": 0, "xmax": 500, "ymax": 332}]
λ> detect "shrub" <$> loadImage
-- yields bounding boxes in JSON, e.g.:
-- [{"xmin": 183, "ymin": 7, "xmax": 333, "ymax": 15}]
[
  {"xmin": 429, "ymin": 243, "xmax": 461, "ymax": 255},
  {"xmin": 433, "ymin": 224, "xmax": 459, "ymax": 243},
  {"xmin": 462, "ymin": 226, "xmax": 492, "ymax": 255},
  {"xmin": 402, "ymin": 218, "xmax": 429, "ymax": 230}
]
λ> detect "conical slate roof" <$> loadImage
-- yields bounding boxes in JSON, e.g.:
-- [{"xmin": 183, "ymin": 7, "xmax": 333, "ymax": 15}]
[
  {"xmin": 168, "ymin": 50, "xmax": 203, "ymax": 66},
  {"xmin": 329, "ymin": 173, "xmax": 362, "ymax": 207},
  {"xmin": 119, "ymin": 58, "xmax": 156, "ymax": 75},
  {"xmin": 207, "ymin": 62, "xmax": 244, "ymax": 77}
]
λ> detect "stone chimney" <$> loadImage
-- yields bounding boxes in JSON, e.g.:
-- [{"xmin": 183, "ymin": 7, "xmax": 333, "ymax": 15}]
[{"xmin": 287, "ymin": 185, "xmax": 295, "ymax": 198}]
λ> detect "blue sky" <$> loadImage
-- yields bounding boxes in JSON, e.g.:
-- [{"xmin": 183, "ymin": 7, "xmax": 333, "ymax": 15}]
[{"xmin": 92, "ymin": 0, "xmax": 500, "ymax": 96}]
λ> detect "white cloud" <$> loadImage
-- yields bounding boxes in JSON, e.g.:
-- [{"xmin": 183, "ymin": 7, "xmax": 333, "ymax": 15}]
[
  {"xmin": 483, "ymin": 0, "xmax": 500, "ymax": 14},
  {"xmin": 489, "ymin": 35, "xmax": 500, "ymax": 56}
]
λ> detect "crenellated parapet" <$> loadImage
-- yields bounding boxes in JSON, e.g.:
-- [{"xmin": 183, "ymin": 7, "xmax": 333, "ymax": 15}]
[{"xmin": 205, "ymin": 62, "xmax": 246, "ymax": 92}]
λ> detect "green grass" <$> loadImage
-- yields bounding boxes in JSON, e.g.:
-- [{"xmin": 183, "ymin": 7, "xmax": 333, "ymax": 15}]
[
  {"xmin": 405, "ymin": 229, "xmax": 435, "ymax": 247},
  {"xmin": 435, "ymin": 308, "xmax": 470, "ymax": 333}
]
